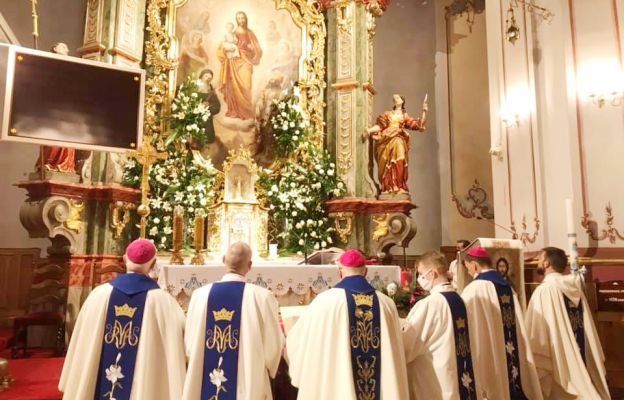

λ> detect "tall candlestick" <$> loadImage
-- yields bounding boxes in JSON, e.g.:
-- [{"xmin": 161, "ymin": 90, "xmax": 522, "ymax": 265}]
[
  {"xmin": 191, "ymin": 208, "xmax": 206, "ymax": 265},
  {"xmin": 170, "ymin": 206, "xmax": 185, "ymax": 265},
  {"xmin": 565, "ymin": 199, "xmax": 579, "ymax": 272}
]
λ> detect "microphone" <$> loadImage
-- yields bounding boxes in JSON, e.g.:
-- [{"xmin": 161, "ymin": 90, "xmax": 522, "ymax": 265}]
[{"xmin": 476, "ymin": 216, "xmax": 516, "ymax": 236}]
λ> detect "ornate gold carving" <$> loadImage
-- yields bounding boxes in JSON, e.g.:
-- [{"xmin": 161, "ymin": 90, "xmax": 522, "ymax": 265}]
[
  {"xmin": 337, "ymin": 92, "xmax": 355, "ymax": 175},
  {"xmin": 82, "ymin": 0, "xmax": 103, "ymax": 48},
  {"xmin": 372, "ymin": 213, "xmax": 389, "ymax": 242},
  {"xmin": 114, "ymin": 303, "xmax": 137, "ymax": 318},
  {"xmin": 581, "ymin": 203, "xmax": 624, "ymax": 243},
  {"xmin": 63, "ymin": 200, "xmax": 84, "ymax": 233},
  {"xmin": 213, "ymin": 307, "xmax": 235, "ymax": 322},
  {"xmin": 336, "ymin": 1, "xmax": 354, "ymax": 81},
  {"xmin": 334, "ymin": 212, "xmax": 354, "ymax": 243},
  {"xmin": 510, "ymin": 215, "xmax": 540, "ymax": 245},
  {"xmin": 222, "ymin": 147, "xmax": 258, "ymax": 176},
  {"xmin": 110, "ymin": 201, "xmax": 136, "ymax": 239}
]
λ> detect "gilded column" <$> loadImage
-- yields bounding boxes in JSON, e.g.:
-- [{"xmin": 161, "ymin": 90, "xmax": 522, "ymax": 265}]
[{"xmin": 326, "ymin": 0, "xmax": 386, "ymax": 254}]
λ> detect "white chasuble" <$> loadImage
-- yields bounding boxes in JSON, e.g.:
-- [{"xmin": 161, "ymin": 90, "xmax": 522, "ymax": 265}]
[
  {"xmin": 286, "ymin": 284, "xmax": 409, "ymax": 400},
  {"xmin": 525, "ymin": 272, "xmax": 610, "ymax": 399},
  {"xmin": 403, "ymin": 283, "xmax": 477, "ymax": 400},
  {"xmin": 462, "ymin": 272, "xmax": 543, "ymax": 400},
  {"xmin": 182, "ymin": 273, "xmax": 284, "ymax": 400},
  {"xmin": 59, "ymin": 281, "xmax": 186, "ymax": 400}
]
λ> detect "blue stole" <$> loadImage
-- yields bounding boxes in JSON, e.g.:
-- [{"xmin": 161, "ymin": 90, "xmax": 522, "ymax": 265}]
[
  {"xmin": 201, "ymin": 281, "xmax": 246, "ymax": 400},
  {"xmin": 94, "ymin": 273, "xmax": 159, "ymax": 400},
  {"xmin": 440, "ymin": 290, "xmax": 477, "ymax": 400},
  {"xmin": 563, "ymin": 294, "xmax": 586, "ymax": 364},
  {"xmin": 334, "ymin": 276, "xmax": 382, "ymax": 400},
  {"xmin": 475, "ymin": 270, "xmax": 528, "ymax": 400}
]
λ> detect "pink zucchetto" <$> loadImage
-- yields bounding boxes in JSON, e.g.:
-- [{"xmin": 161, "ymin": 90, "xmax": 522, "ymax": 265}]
[
  {"xmin": 467, "ymin": 246, "xmax": 490, "ymax": 259},
  {"xmin": 126, "ymin": 239, "xmax": 157, "ymax": 264},
  {"xmin": 338, "ymin": 249, "xmax": 367, "ymax": 268}
]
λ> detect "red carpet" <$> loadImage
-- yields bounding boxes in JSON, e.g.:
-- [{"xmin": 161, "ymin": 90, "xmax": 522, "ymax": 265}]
[{"xmin": 0, "ymin": 357, "xmax": 63, "ymax": 400}]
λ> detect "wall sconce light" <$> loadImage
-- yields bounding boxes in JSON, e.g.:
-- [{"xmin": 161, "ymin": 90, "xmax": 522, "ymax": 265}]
[
  {"xmin": 500, "ymin": 85, "xmax": 532, "ymax": 127},
  {"xmin": 505, "ymin": 6, "xmax": 520, "ymax": 44},
  {"xmin": 489, "ymin": 144, "xmax": 504, "ymax": 161},
  {"xmin": 579, "ymin": 60, "xmax": 624, "ymax": 107}
]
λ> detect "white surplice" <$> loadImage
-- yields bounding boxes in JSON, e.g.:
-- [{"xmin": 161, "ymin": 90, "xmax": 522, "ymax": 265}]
[
  {"xmin": 182, "ymin": 273, "xmax": 284, "ymax": 400},
  {"xmin": 525, "ymin": 272, "xmax": 610, "ymax": 399},
  {"xmin": 286, "ymin": 287, "xmax": 409, "ymax": 400},
  {"xmin": 462, "ymin": 273, "xmax": 543, "ymax": 400},
  {"xmin": 59, "ymin": 283, "xmax": 186, "ymax": 400},
  {"xmin": 403, "ymin": 283, "xmax": 476, "ymax": 400}
]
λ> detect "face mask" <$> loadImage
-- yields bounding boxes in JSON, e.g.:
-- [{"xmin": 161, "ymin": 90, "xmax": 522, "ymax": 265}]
[{"xmin": 417, "ymin": 271, "xmax": 434, "ymax": 291}]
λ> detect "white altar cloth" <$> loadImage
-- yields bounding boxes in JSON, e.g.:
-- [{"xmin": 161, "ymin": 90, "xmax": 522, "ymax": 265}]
[{"xmin": 157, "ymin": 262, "xmax": 401, "ymax": 308}]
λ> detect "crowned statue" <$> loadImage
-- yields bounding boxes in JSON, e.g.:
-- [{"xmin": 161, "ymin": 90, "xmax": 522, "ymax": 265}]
[{"xmin": 366, "ymin": 94, "xmax": 428, "ymax": 200}]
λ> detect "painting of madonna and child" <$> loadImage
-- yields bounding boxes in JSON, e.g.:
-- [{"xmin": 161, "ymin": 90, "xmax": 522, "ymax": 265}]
[{"xmin": 176, "ymin": 0, "xmax": 302, "ymax": 169}]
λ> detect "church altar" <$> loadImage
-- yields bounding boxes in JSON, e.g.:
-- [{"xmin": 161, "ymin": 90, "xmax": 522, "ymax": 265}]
[{"xmin": 157, "ymin": 262, "xmax": 401, "ymax": 309}]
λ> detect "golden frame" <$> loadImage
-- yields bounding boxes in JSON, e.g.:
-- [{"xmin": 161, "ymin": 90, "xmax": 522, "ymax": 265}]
[{"xmin": 143, "ymin": 0, "xmax": 326, "ymax": 151}]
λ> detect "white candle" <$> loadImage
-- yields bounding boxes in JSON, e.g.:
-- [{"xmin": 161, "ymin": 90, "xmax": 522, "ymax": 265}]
[
  {"xmin": 269, "ymin": 243, "xmax": 278, "ymax": 259},
  {"xmin": 565, "ymin": 198, "xmax": 575, "ymax": 234},
  {"xmin": 565, "ymin": 198, "xmax": 580, "ymax": 272}
]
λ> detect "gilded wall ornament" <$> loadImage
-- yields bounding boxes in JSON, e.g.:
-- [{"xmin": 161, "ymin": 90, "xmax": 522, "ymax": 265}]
[
  {"xmin": 64, "ymin": 200, "xmax": 85, "ymax": 233},
  {"xmin": 334, "ymin": 212, "xmax": 354, "ymax": 243}
]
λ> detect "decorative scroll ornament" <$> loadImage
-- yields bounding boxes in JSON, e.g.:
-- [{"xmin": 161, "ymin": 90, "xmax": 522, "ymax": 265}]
[
  {"xmin": 582, "ymin": 203, "xmax": 624, "ymax": 244},
  {"xmin": 64, "ymin": 200, "xmax": 85, "ymax": 233},
  {"xmin": 334, "ymin": 212, "xmax": 354, "ymax": 243},
  {"xmin": 110, "ymin": 201, "xmax": 136, "ymax": 239},
  {"xmin": 510, "ymin": 215, "xmax": 540, "ymax": 245},
  {"xmin": 372, "ymin": 214, "xmax": 389, "ymax": 242},
  {"xmin": 452, "ymin": 180, "xmax": 495, "ymax": 220}
]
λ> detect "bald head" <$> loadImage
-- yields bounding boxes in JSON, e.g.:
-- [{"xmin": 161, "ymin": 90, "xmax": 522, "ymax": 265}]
[{"xmin": 223, "ymin": 242, "xmax": 253, "ymax": 275}]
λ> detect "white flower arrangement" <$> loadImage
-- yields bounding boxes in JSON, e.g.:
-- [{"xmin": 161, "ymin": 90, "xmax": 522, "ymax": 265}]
[
  {"xmin": 165, "ymin": 77, "xmax": 211, "ymax": 148},
  {"xmin": 123, "ymin": 145, "xmax": 218, "ymax": 251}
]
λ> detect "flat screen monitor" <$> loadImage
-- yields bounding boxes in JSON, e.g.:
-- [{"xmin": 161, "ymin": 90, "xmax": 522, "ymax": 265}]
[{"xmin": 0, "ymin": 43, "xmax": 145, "ymax": 152}]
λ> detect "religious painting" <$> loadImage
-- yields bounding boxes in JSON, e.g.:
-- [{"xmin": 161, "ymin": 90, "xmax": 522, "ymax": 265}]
[{"xmin": 174, "ymin": 0, "xmax": 303, "ymax": 168}]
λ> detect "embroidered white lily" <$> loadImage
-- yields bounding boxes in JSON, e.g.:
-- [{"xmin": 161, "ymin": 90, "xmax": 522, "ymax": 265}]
[
  {"xmin": 505, "ymin": 341, "xmax": 515, "ymax": 355},
  {"xmin": 511, "ymin": 365, "xmax": 519, "ymax": 380},
  {"xmin": 209, "ymin": 356, "xmax": 228, "ymax": 399},
  {"xmin": 106, "ymin": 353, "xmax": 124, "ymax": 382},
  {"xmin": 461, "ymin": 372, "xmax": 473, "ymax": 389},
  {"xmin": 106, "ymin": 364, "xmax": 124, "ymax": 384}
]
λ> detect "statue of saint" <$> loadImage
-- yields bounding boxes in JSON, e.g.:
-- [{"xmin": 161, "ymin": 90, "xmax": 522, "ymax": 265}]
[{"xmin": 366, "ymin": 94, "xmax": 427, "ymax": 197}]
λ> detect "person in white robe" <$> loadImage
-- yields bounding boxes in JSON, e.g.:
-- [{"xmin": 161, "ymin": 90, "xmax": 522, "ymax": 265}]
[
  {"xmin": 183, "ymin": 242, "xmax": 284, "ymax": 400},
  {"xmin": 59, "ymin": 239, "xmax": 186, "ymax": 400},
  {"xmin": 403, "ymin": 250, "xmax": 479, "ymax": 400},
  {"xmin": 526, "ymin": 247, "xmax": 610, "ymax": 399},
  {"xmin": 286, "ymin": 249, "xmax": 409, "ymax": 400},
  {"xmin": 461, "ymin": 247, "xmax": 543, "ymax": 400}
]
